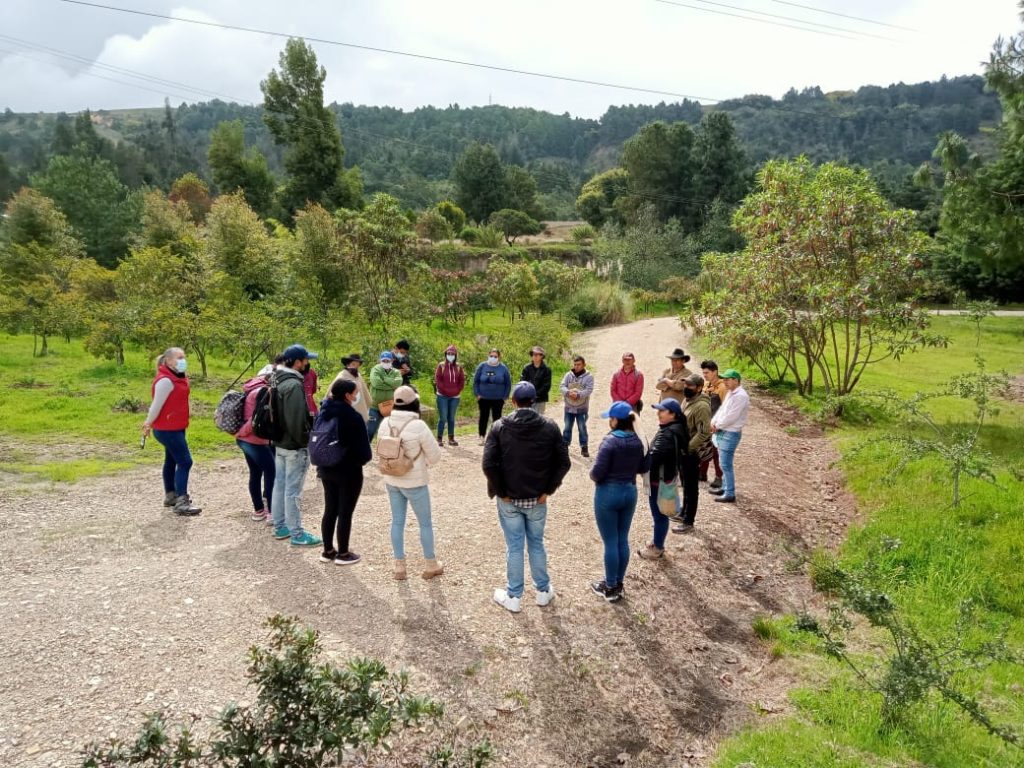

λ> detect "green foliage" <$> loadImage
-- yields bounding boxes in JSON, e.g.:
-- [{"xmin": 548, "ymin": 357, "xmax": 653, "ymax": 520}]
[
  {"xmin": 436, "ymin": 200, "xmax": 467, "ymax": 234},
  {"xmin": 452, "ymin": 142, "xmax": 508, "ymax": 222},
  {"xmin": 502, "ymin": 164, "xmax": 542, "ymax": 219},
  {"xmin": 31, "ymin": 153, "xmax": 140, "ymax": 267},
  {"xmin": 620, "ymin": 120, "xmax": 698, "ymax": 226},
  {"xmin": 563, "ymin": 280, "xmax": 631, "ymax": 328},
  {"xmin": 487, "ymin": 208, "xmax": 541, "ymax": 245},
  {"xmin": 570, "ymin": 223, "xmax": 595, "ymax": 243},
  {"xmin": 472, "ymin": 224, "xmax": 505, "ymax": 249},
  {"xmin": 207, "ymin": 120, "xmax": 277, "ymax": 217},
  {"xmin": 485, "ymin": 258, "xmax": 538, "ymax": 321},
  {"xmin": 81, "ymin": 615, "xmax": 492, "ymax": 768},
  {"xmin": 416, "ymin": 208, "xmax": 454, "ymax": 242},
  {"xmin": 458, "ymin": 226, "xmax": 480, "ymax": 244},
  {"xmin": 594, "ymin": 204, "xmax": 699, "ymax": 290},
  {"xmin": 693, "ymin": 111, "xmax": 751, "ymax": 211},
  {"xmin": 260, "ymin": 39, "xmax": 358, "ymax": 216},
  {"xmin": 695, "ymin": 158, "xmax": 944, "ymax": 396},
  {"xmin": 205, "ymin": 192, "xmax": 279, "ymax": 299},
  {"xmin": 168, "ymin": 172, "xmax": 211, "ymax": 224},
  {"xmin": 575, "ymin": 167, "xmax": 628, "ymax": 228}
]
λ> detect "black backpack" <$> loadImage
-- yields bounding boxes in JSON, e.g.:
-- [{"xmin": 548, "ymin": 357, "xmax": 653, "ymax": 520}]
[{"xmin": 251, "ymin": 380, "xmax": 284, "ymax": 442}]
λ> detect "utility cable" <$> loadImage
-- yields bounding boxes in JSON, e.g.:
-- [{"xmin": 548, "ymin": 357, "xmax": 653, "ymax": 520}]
[{"xmin": 768, "ymin": 0, "xmax": 917, "ymax": 32}]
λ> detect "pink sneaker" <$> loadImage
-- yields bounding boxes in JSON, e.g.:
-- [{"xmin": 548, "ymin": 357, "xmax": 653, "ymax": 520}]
[{"xmin": 251, "ymin": 508, "xmax": 268, "ymax": 522}]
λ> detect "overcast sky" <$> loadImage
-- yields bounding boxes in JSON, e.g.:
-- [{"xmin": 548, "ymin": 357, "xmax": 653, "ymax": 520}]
[{"xmin": 1, "ymin": 0, "xmax": 1021, "ymax": 117}]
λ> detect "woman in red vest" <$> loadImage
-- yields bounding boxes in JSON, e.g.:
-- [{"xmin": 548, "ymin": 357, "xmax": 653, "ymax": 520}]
[{"xmin": 141, "ymin": 347, "xmax": 202, "ymax": 516}]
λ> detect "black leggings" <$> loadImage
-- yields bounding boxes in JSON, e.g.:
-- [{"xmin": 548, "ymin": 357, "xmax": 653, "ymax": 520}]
[
  {"xmin": 679, "ymin": 453, "xmax": 700, "ymax": 525},
  {"xmin": 320, "ymin": 469, "xmax": 364, "ymax": 555},
  {"xmin": 478, "ymin": 398, "xmax": 504, "ymax": 437}
]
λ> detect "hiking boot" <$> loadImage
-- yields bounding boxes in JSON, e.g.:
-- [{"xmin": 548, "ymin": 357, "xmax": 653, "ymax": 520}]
[
  {"xmin": 163, "ymin": 491, "xmax": 177, "ymax": 508},
  {"xmin": 393, "ymin": 558, "xmax": 407, "ymax": 581},
  {"xmin": 335, "ymin": 551, "xmax": 361, "ymax": 565},
  {"xmin": 320, "ymin": 549, "xmax": 339, "ymax": 563},
  {"xmin": 290, "ymin": 531, "xmax": 322, "ymax": 547},
  {"xmin": 273, "ymin": 525, "xmax": 291, "ymax": 540},
  {"xmin": 448, "ymin": 438, "xmax": 459, "ymax": 447},
  {"xmin": 637, "ymin": 543, "xmax": 664, "ymax": 560},
  {"xmin": 493, "ymin": 589, "xmax": 522, "ymax": 613},
  {"xmin": 172, "ymin": 495, "xmax": 202, "ymax": 516},
  {"xmin": 422, "ymin": 558, "xmax": 444, "ymax": 580},
  {"xmin": 714, "ymin": 496, "xmax": 737, "ymax": 503},
  {"xmin": 672, "ymin": 523, "xmax": 695, "ymax": 535},
  {"xmin": 580, "ymin": 446, "xmax": 590, "ymax": 458},
  {"xmin": 437, "ymin": 435, "xmax": 446, "ymax": 446},
  {"xmin": 535, "ymin": 586, "xmax": 555, "ymax": 607},
  {"xmin": 709, "ymin": 477, "xmax": 723, "ymax": 489}
]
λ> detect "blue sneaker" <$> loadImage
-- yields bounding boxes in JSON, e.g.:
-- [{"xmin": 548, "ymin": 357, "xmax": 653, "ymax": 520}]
[
  {"xmin": 290, "ymin": 531, "xmax": 322, "ymax": 547},
  {"xmin": 273, "ymin": 525, "xmax": 291, "ymax": 540}
]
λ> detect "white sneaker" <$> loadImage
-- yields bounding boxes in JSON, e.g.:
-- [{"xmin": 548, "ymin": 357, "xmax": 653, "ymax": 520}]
[
  {"xmin": 478, "ymin": 436, "xmax": 485, "ymax": 446},
  {"xmin": 535, "ymin": 586, "xmax": 555, "ymax": 607},
  {"xmin": 493, "ymin": 588, "xmax": 522, "ymax": 613}
]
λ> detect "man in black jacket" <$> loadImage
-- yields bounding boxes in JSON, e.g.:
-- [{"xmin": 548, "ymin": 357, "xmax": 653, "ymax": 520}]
[
  {"xmin": 483, "ymin": 381, "xmax": 571, "ymax": 613},
  {"xmin": 520, "ymin": 346, "xmax": 552, "ymax": 415}
]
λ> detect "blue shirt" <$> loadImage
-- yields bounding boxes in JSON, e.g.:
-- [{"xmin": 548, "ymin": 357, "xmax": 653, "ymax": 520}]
[{"xmin": 473, "ymin": 362, "xmax": 512, "ymax": 400}]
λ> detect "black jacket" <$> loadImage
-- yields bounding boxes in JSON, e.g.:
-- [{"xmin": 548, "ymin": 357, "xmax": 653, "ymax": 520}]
[
  {"xmin": 520, "ymin": 362, "xmax": 552, "ymax": 403},
  {"xmin": 648, "ymin": 420, "xmax": 689, "ymax": 484},
  {"xmin": 314, "ymin": 397, "xmax": 373, "ymax": 478},
  {"xmin": 482, "ymin": 408, "xmax": 571, "ymax": 499}
]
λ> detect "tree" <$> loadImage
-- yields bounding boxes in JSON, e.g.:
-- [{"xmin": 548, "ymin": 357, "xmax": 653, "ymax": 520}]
[
  {"xmin": 292, "ymin": 202, "xmax": 347, "ymax": 305},
  {"xmin": 205, "ymin": 192, "xmax": 280, "ymax": 300},
  {"xmin": 435, "ymin": 200, "xmax": 467, "ymax": 234},
  {"xmin": 486, "ymin": 258, "xmax": 538, "ymax": 321},
  {"xmin": 168, "ymin": 172, "xmax": 212, "ymax": 224},
  {"xmin": 31, "ymin": 154, "xmax": 140, "ymax": 267},
  {"xmin": 694, "ymin": 158, "xmax": 944, "ymax": 396},
  {"xmin": 594, "ymin": 204, "xmax": 696, "ymax": 290},
  {"xmin": 488, "ymin": 208, "xmax": 542, "ymax": 245},
  {"xmin": 693, "ymin": 111, "xmax": 750, "ymax": 214},
  {"xmin": 138, "ymin": 189, "xmax": 201, "ymax": 261},
  {"xmin": 260, "ymin": 39, "xmax": 360, "ymax": 215},
  {"xmin": 575, "ymin": 167, "xmax": 629, "ymax": 228},
  {"xmin": 452, "ymin": 143, "xmax": 508, "ymax": 222},
  {"xmin": 620, "ymin": 120, "xmax": 698, "ymax": 227},
  {"xmin": 207, "ymin": 120, "xmax": 277, "ymax": 218},
  {"xmin": 415, "ymin": 209, "xmax": 453, "ymax": 242},
  {"xmin": 503, "ymin": 165, "xmax": 542, "ymax": 219}
]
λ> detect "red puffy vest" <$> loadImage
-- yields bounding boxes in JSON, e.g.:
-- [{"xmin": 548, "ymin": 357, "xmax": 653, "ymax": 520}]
[{"xmin": 151, "ymin": 365, "xmax": 190, "ymax": 430}]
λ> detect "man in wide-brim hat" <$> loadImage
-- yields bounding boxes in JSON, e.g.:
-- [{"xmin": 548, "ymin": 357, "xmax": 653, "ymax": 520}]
[{"xmin": 654, "ymin": 348, "xmax": 693, "ymax": 404}]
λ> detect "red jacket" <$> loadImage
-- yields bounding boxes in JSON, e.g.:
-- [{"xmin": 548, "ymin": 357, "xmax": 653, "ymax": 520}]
[
  {"xmin": 236, "ymin": 376, "xmax": 270, "ymax": 445},
  {"xmin": 610, "ymin": 367, "xmax": 644, "ymax": 406},
  {"xmin": 304, "ymin": 368, "xmax": 319, "ymax": 415},
  {"xmin": 151, "ymin": 365, "xmax": 190, "ymax": 430},
  {"xmin": 434, "ymin": 361, "xmax": 466, "ymax": 397}
]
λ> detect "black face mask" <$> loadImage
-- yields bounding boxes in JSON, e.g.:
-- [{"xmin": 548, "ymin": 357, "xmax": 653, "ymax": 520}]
[
  {"xmin": 683, "ymin": 388, "xmax": 697, "ymax": 399},
  {"xmin": 347, "ymin": 366, "xmax": 359, "ymax": 377}
]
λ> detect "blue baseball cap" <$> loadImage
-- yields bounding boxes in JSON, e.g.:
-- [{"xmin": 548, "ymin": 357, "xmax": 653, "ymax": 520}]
[
  {"xmin": 379, "ymin": 351, "xmax": 395, "ymax": 361},
  {"xmin": 600, "ymin": 401, "xmax": 634, "ymax": 419},
  {"xmin": 651, "ymin": 398, "xmax": 683, "ymax": 416},
  {"xmin": 512, "ymin": 381, "xmax": 537, "ymax": 402},
  {"xmin": 282, "ymin": 344, "xmax": 317, "ymax": 362}
]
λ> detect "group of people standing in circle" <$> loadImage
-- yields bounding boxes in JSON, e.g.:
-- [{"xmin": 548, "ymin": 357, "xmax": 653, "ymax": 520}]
[{"xmin": 141, "ymin": 340, "xmax": 749, "ymax": 609}]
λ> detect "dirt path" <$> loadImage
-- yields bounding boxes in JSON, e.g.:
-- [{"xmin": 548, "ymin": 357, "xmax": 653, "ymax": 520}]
[{"xmin": 0, "ymin": 317, "xmax": 856, "ymax": 768}]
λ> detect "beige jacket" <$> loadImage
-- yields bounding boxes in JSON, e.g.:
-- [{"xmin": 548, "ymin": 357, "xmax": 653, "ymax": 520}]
[
  {"xmin": 333, "ymin": 368, "xmax": 371, "ymax": 423},
  {"xmin": 654, "ymin": 365, "xmax": 693, "ymax": 403},
  {"xmin": 378, "ymin": 410, "xmax": 443, "ymax": 488}
]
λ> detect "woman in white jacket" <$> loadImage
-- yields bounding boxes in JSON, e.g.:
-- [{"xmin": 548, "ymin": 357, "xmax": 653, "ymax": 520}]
[{"xmin": 378, "ymin": 386, "xmax": 444, "ymax": 581}]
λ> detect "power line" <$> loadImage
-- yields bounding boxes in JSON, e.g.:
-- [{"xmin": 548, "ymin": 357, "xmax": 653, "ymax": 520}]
[
  {"xmin": 655, "ymin": 0, "xmax": 896, "ymax": 41},
  {"xmin": 56, "ymin": 0, "xmax": 725, "ymax": 103},
  {"xmin": 768, "ymin": 0, "xmax": 917, "ymax": 32}
]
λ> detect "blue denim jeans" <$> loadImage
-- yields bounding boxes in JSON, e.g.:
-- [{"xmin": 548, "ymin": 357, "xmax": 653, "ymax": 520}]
[
  {"xmin": 715, "ymin": 430, "xmax": 742, "ymax": 496},
  {"xmin": 367, "ymin": 406, "xmax": 383, "ymax": 441},
  {"xmin": 387, "ymin": 484, "xmax": 436, "ymax": 559},
  {"xmin": 496, "ymin": 499, "xmax": 550, "ymax": 598},
  {"xmin": 236, "ymin": 440, "xmax": 275, "ymax": 512},
  {"xmin": 152, "ymin": 429, "xmax": 192, "ymax": 496},
  {"xmin": 647, "ymin": 484, "xmax": 670, "ymax": 550},
  {"xmin": 271, "ymin": 446, "xmax": 309, "ymax": 536},
  {"xmin": 435, "ymin": 395, "xmax": 460, "ymax": 440},
  {"xmin": 594, "ymin": 483, "xmax": 637, "ymax": 587},
  {"xmin": 562, "ymin": 410, "xmax": 589, "ymax": 447}
]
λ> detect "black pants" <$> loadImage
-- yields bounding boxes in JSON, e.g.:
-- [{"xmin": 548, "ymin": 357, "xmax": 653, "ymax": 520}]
[
  {"xmin": 680, "ymin": 453, "xmax": 700, "ymax": 525},
  {"xmin": 478, "ymin": 398, "xmax": 504, "ymax": 437},
  {"xmin": 320, "ymin": 468, "xmax": 364, "ymax": 555}
]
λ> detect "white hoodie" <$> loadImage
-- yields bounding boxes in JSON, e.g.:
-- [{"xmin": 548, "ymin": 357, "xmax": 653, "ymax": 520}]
[{"xmin": 377, "ymin": 410, "xmax": 443, "ymax": 488}]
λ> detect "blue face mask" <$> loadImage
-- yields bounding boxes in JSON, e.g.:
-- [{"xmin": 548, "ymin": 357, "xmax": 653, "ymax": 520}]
[
  {"xmin": 175, "ymin": 358, "xmax": 187, "ymax": 373},
  {"xmin": 487, "ymin": 356, "xmax": 499, "ymax": 365}
]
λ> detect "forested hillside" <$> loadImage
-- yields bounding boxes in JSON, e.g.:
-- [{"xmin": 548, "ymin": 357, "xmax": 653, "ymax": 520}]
[{"xmin": 0, "ymin": 74, "xmax": 1000, "ymax": 213}]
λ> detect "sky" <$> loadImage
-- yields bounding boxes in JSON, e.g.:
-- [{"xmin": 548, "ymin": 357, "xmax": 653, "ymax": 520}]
[{"xmin": 1, "ymin": 0, "xmax": 1021, "ymax": 118}]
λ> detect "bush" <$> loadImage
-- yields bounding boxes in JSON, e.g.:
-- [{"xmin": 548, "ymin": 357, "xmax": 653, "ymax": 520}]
[
  {"xmin": 458, "ymin": 226, "xmax": 480, "ymax": 244},
  {"xmin": 488, "ymin": 208, "xmax": 542, "ymax": 245},
  {"xmin": 570, "ymin": 224, "xmax": 596, "ymax": 243},
  {"xmin": 81, "ymin": 616, "xmax": 493, "ymax": 768},
  {"xmin": 473, "ymin": 224, "xmax": 506, "ymax": 249},
  {"xmin": 436, "ymin": 200, "xmax": 467, "ymax": 234},
  {"xmin": 564, "ymin": 281, "xmax": 631, "ymax": 328},
  {"xmin": 416, "ymin": 209, "xmax": 453, "ymax": 242}
]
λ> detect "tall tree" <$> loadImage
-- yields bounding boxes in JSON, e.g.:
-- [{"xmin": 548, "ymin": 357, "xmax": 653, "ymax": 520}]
[
  {"xmin": 452, "ymin": 142, "xmax": 508, "ymax": 222},
  {"xmin": 620, "ymin": 120, "xmax": 698, "ymax": 228},
  {"xmin": 205, "ymin": 192, "xmax": 279, "ymax": 300},
  {"xmin": 207, "ymin": 120, "xmax": 277, "ymax": 217},
  {"xmin": 260, "ymin": 39, "xmax": 361, "ymax": 216},
  {"xmin": 693, "ymin": 112, "xmax": 750, "ymax": 214}
]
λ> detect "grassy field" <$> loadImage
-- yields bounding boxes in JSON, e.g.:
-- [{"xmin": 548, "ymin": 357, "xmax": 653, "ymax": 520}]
[
  {"xmin": 0, "ymin": 311, "xmax": 573, "ymax": 483},
  {"xmin": 713, "ymin": 315, "xmax": 1024, "ymax": 767}
]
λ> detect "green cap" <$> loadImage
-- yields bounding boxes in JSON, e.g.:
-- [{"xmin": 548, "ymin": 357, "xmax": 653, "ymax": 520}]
[{"xmin": 721, "ymin": 368, "xmax": 742, "ymax": 380}]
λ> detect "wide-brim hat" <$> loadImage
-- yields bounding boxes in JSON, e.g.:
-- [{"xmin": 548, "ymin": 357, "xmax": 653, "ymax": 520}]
[
  {"xmin": 667, "ymin": 348, "xmax": 689, "ymax": 360},
  {"xmin": 341, "ymin": 353, "xmax": 364, "ymax": 365}
]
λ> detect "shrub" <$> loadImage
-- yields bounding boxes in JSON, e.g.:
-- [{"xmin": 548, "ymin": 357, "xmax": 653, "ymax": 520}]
[
  {"xmin": 416, "ymin": 209, "xmax": 453, "ymax": 242},
  {"xmin": 81, "ymin": 615, "xmax": 493, "ymax": 768},
  {"xmin": 570, "ymin": 224, "xmax": 596, "ymax": 243},
  {"xmin": 488, "ymin": 209, "xmax": 542, "ymax": 245},
  {"xmin": 436, "ymin": 200, "xmax": 467, "ymax": 234},
  {"xmin": 565, "ymin": 281, "xmax": 631, "ymax": 328},
  {"xmin": 458, "ymin": 226, "xmax": 481, "ymax": 244},
  {"xmin": 473, "ymin": 224, "xmax": 506, "ymax": 249}
]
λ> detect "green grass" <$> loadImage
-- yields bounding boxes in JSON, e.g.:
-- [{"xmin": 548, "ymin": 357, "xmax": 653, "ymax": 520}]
[
  {"xmin": 0, "ymin": 310, "xmax": 573, "ymax": 483},
  {"xmin": 714, "ymin": 315, "xmax": 1024, "ymax": 767}
]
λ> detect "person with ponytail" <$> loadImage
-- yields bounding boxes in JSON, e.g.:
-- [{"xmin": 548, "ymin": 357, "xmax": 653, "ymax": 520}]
[{"xmin": 141, "ymin": 347, "xmax": 201, "ymax": 516}]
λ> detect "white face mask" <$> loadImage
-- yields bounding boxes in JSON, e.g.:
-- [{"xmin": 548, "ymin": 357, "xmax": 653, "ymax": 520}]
[
  {"xmin": 446, "ymin": 354, "xmax": 456, "ymax": 363},
  {"xmin": 381, "ymin": 361, "xmax": 393, "ymax": 370},
  {"xmin": 487, "ymin": 356, "xmax": 499, "ymax": 365},
  {"xmin": 352, "ymin": 392, "xmax": 361, "ymax": 405}
]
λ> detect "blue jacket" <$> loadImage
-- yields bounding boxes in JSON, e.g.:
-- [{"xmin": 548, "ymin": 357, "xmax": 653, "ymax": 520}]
[
  {"xmin": 590, "ymin": 430, "xmax": 649, "ymax": 485},
  {"xmin": 473, "ymin": 361, "xmax": 512, "ymax": 401}
]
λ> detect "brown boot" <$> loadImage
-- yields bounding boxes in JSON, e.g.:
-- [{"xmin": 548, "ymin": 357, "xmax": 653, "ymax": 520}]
[
  {"xmin": 637, "ymin": 542, "xmax": 664, "ymax": 561},
  {"xmin": 393, "ymin": 559, "xmax": 407, "ymax": 581},
  {"xmin": 422, "ymin": 558, "xmax": 445, "ymax": 580}
]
